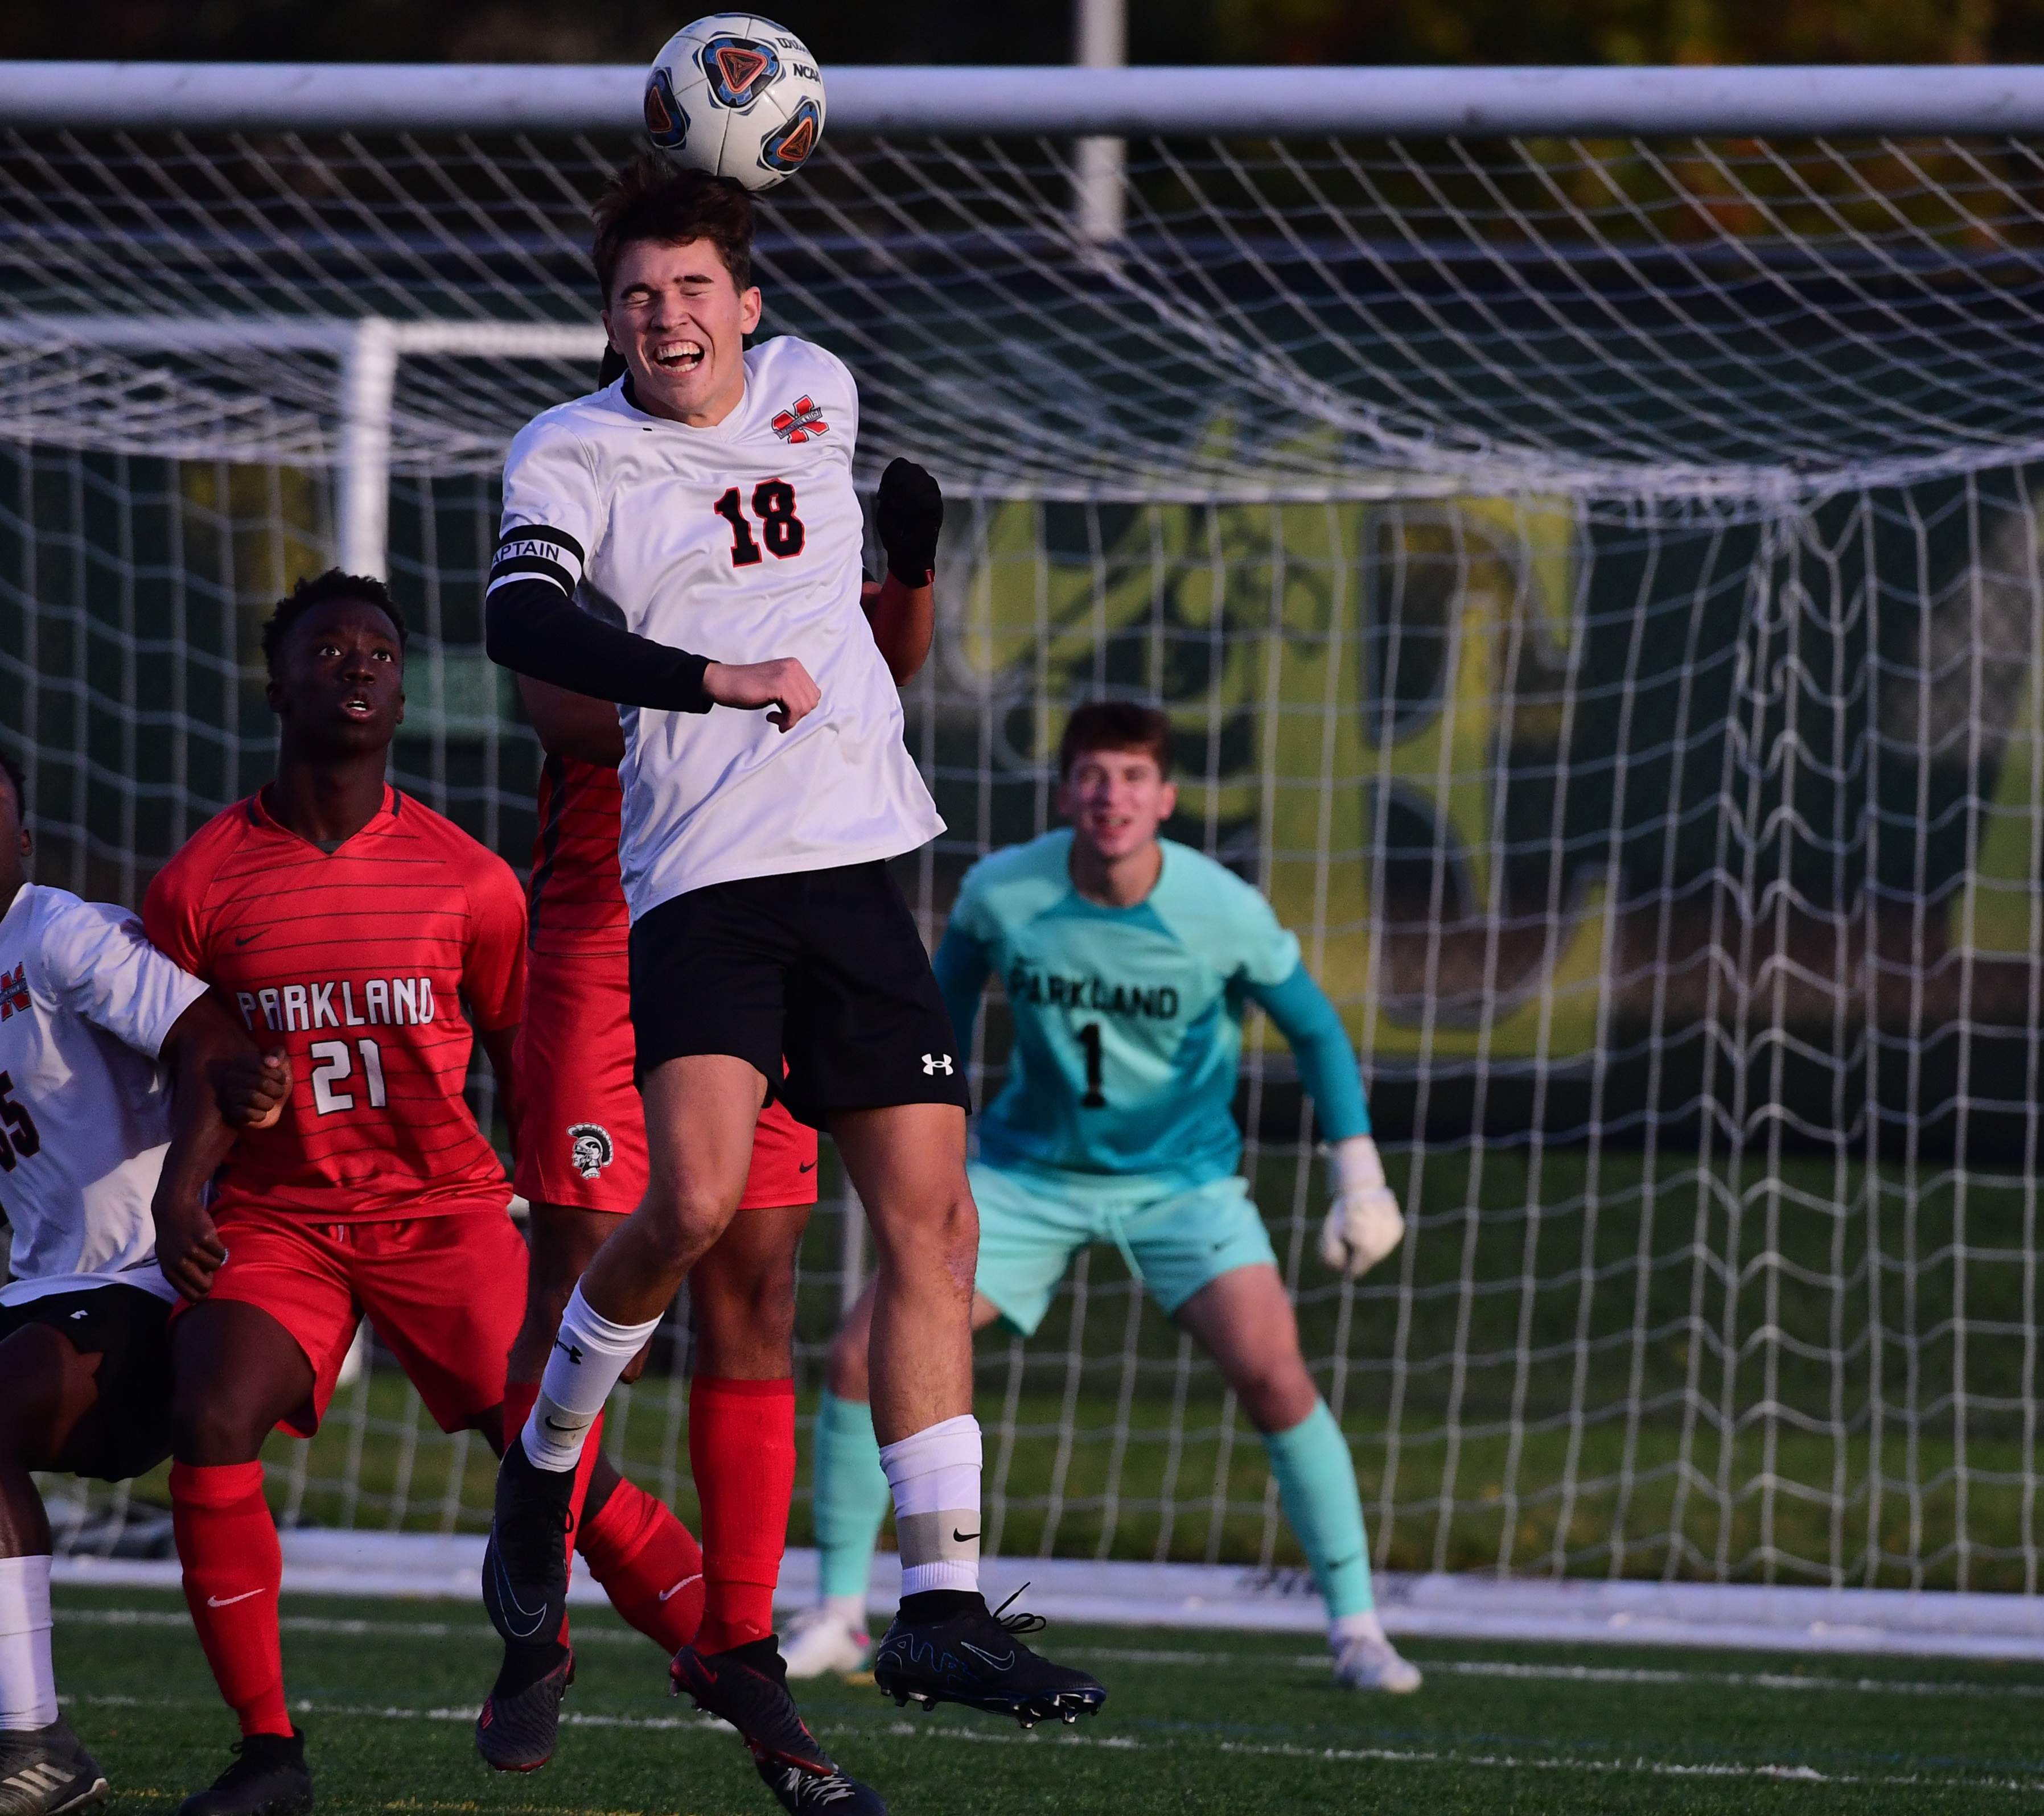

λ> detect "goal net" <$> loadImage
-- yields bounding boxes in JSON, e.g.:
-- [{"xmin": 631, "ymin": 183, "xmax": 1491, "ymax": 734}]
[{"xmin": 5, "ymin": 73, "xmax": 2043, "ymax": 1595}]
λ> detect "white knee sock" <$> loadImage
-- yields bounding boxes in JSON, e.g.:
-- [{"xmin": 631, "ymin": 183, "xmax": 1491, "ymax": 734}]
[
  {"xmin": 521, "ymin": 1286, "xmax": 663, "ymax": 1473},
  {"xmin": 0, "ymin": 1554, "xmax": 56, "ymax": 1731},
  {"xmin": 878, "ymin": 1414, "xmax": 982, "ymax": 1597}
]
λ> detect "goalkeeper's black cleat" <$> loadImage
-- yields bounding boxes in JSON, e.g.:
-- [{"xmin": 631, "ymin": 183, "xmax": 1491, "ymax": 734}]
[
  {"xmin": 174, "ymin": 1729, "xmax": 312, "ymax": 1816},
  {"xmin": 0, "ymin": 1719, "xmax": 108, "ymax": 1815},
  {"xmin": 872, "ymin": 1588, "xmax": 1106, "ymax": 1730},
  {"xmin": 481, "ymin": 1435, "xmax": 576, "ymax": 1649},
  {"xmin": 475, "ymin": 1643, "xmax": 574, "ymax": 1773},
  {"xmin": 669, "ymin": 1636, "xmax": 838, "ymax": 1777},
  {"xmin": 753, "ymin": 1756, "xmax": 889, "ymax": 1814}
]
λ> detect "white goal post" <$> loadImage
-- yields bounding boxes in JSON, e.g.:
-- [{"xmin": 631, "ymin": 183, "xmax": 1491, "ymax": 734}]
[{"xmin": 8, "ymin": 63, "xmax": 2044, "ymax": 1651}]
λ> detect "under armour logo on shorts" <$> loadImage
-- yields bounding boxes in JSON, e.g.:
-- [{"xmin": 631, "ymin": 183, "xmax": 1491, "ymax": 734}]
[{"xmin": 922, "ymin": 1053, "xmax": 954, "ymax": 1076}]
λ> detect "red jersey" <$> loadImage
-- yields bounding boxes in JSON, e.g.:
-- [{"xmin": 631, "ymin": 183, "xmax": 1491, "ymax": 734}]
[
  {"xmin": 143, "ymin": 785, "xmax": 527, "ymax": 1219},
  {"xmin": 527, "ymin": 755, "xmax": 630, "ymax": 957}
]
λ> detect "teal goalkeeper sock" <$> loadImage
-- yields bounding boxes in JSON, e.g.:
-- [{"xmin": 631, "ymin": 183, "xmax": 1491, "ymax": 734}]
[
  {"xmin": 1262, "ymin": 1399, "xmax": 1374, "ymax": 1619},
  {"xmin": 812, "ymin": 1389, "xmax": 893, "ymax": 1604}
]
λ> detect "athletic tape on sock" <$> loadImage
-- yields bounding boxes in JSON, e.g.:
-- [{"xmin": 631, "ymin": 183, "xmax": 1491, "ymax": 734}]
[
  {"xmin": 524, "ymin": 1286, "xmax": 661, "ymax": 1473},
  {"xmin": 878, "ymin": 1414, "xmax": 982, "ymax": 1596},
  {"xmin": 0, "ymin": 1555, "xmax": 56, "ymax": 1731}
]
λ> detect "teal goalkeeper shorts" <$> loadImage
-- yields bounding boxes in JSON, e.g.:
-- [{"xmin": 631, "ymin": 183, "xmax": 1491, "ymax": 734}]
[{"xmin": 968, "ymin": 1160, "xmax": 1280, "ymax": 1337}]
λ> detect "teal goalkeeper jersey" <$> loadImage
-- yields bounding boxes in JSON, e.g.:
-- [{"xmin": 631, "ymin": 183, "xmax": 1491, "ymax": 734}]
[{"xmin": 936, "ymin": 830, "xmax": 1369, "ymax": 1188}]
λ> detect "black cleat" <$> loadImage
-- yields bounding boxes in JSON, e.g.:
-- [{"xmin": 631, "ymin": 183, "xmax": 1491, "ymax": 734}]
[
  {"xmin": 174, "ymin": 1729, "xmax": 312, "ymax": 1816},
  {"xmin": 475, "ymin": 1644, "xmax": 574, "ymax": 1773},
  {"xmin": 0, "ymin": 1720, "xmax": 108, "ymax": 1816},
  {"xmin": 753, "ymin": 1756, "xmax": 889, "ymax": 1814},
  {"xmin": 669, "ymin": 1636, "xmax": 837, "ymax": 1777},
  {"xmin": 872, "ymin": 1587, "xmax": 1106, "ymax": 1729},
  {"xmin": 481, "ymin": 1435, "xmax": 577, "ymax": 1649}
]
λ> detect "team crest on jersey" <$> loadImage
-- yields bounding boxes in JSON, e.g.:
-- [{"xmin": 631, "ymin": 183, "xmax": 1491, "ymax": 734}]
[
  {"xmin": 700, "ymin": 36, "xmax": 780, "ymax": 109},
  {"xmin": 567, "ymin": 1122, "xmax": 615, "ymax": 1179},
  {"xmin": 771, "ymin": 396, "xmax": 828, "ymax": 443},
  {"xmin": 0, "ymin": 963, "xmax": 26, "ymax": 1020}
]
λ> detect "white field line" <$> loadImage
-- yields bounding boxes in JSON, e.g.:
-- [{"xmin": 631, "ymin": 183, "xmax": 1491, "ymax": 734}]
[
  {"xmin": 57, "ymin": 1609, "xmax": 2044, "ymax": 1700},
  {"xmin": 52, "ymin": 1690, "xmax": 2044, "ymax": 1793}
]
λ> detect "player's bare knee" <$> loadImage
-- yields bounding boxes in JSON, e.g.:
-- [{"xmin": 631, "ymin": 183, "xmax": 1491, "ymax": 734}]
[{"xmin": 170, "ymin": 1392, "xmax": 269, "ymax": 1467}]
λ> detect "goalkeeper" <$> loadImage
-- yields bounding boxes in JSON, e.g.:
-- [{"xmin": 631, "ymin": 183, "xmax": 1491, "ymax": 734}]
[{"xmin": 784, "ymin": 701, "xmax": 1417, "ymax": 1693}]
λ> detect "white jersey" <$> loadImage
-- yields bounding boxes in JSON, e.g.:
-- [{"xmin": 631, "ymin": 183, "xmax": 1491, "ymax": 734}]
[
  {"xmin": 0, "ymin": 882, "xmax": 207, "ymax": 1307},
  {"xmin": 493, "ymin": 335, "xmax": 944, "ymax": 918}
]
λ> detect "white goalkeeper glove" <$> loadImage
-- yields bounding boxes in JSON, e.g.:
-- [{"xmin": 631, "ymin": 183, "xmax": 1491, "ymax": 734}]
[{"xmin": 1318, "ymin": 1135, "xmax": 1405, "ymax": 1279}]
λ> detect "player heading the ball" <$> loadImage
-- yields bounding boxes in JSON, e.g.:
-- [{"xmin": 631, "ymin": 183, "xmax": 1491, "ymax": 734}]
[
  {"xmin": 482, "ymin": 158, "xmax": 1105, "ymax": 1798},
  {"xmin": 785, "ymin": 702, "xmax": 1418, "ymax": 1693}
]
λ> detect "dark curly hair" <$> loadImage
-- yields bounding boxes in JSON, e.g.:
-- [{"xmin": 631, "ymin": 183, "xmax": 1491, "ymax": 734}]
[
  {"xmin": 1060, "ymin": 701, "xmax": 1174, "ymax": 780},
  {"xmin": 261, "ymin": 570, "xmax": 408, "ymax": 680},
  {"xmin": 592, "ymin": 156, "xmax": 755, "ymax": 304},
  {"xmin": 0, "ymin": 752, "xmax": 24, "ymax": 819}
]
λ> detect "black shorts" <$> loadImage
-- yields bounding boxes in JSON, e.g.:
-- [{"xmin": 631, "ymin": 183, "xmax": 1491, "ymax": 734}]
[
  {"xmin": 629, "ymin": 860, "xmax": 972, "ymax": 1131},
  {"xmin": 0, "ymin": 1283, "xmax": 175, "ymax": 1481}
]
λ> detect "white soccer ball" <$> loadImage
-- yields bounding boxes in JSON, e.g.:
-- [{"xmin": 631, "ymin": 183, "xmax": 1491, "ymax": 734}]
[{"xmin": 644, "ymin": 14, "xmax": 826, "ymax": 193}]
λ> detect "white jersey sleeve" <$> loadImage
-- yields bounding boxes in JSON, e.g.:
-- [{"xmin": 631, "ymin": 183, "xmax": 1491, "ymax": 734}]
[
  {"xmin": 492, "ymin": 409, "xmax": 607, "ymax": 603},
  {"xmin": 37, "ymin": 896, "xmax": 207, "ymax": 1057},
  {"xmin": 0, "ymin": 884, "xmax": 207, "ymax": 1306}
]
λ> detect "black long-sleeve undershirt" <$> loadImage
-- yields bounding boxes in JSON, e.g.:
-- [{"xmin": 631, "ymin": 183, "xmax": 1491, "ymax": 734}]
[{"xmin": 484, "ymin": 578, "xmax": 712, "ymax": 714}]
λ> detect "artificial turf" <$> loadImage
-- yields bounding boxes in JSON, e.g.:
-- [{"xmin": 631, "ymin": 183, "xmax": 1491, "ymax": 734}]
[{"xmin": 50, "ymin": 1584, "xmax": 2044, "ymax": 1814}]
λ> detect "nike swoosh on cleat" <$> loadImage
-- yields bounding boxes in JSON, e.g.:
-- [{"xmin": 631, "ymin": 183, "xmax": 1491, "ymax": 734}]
[
  {"xmin": 207, "ymin": 1588, "xmax": 265, "ymax": 1608},
  {"xmin": 960, "ymin": 1642, "xmax": 1015, "ymax": 1670},
  {"xmin": 234, "ymin": 932, "xmax": 260, "ymax": 946},
  {"xmin": 952, "ymin": 1529, "xmax": 981, "ymax": 1544},
  {"xmin": 657, "ymin": 1574, "xmax": 703, "ymax": 1602},
  {"xmin": 490, "ymin": 1549, "xmax": 550, "ymax": 1640}
]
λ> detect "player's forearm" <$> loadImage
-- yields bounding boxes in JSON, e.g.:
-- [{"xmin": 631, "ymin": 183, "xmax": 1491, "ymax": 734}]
[
  {"xmin": 486, "ymin": 577, "xmax": 713, "ymax": 713},
  {"xmin": 155, "ymin": 995, "xmax": 252, "ymax": 1203},
  {"xmin": 1252, "ymin": 964, "xmax": 1371, "ymax": 1141},
  {"xmin": 866, "ymin": 571, "xmax": 934, "ymax": 683}
]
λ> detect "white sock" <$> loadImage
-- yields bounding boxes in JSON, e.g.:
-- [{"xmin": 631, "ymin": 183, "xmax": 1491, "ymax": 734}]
[
  {"xmin": 878, "ymin": 1414, "xmax": 982, "ymax": 1597},
  {"xmin": 823, "ymin": 1592, "xmax": 867, "ymax": 1628},
  {"xmin": 1330, "ymin": 1608, "xmax": 1387, "ymax": 1650},
  {"xmin": 0, "ymin": 1555, "xmax": 56, "ymax": 1731},
  {"xmin": 521, "ymin": 1286, "xmax": 663, "ymax": 1473}
]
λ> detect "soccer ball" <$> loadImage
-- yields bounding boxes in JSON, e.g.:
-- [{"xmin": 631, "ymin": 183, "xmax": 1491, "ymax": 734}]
[{"xmin": 643, "ymin": 14, "xmax": 826, "ymax": 193}]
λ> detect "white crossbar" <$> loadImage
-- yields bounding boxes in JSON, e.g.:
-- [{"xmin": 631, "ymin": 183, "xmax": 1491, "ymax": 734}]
[{"xmin": 6, "ymin": 62, "xmax": 2044, "ymax": 137}]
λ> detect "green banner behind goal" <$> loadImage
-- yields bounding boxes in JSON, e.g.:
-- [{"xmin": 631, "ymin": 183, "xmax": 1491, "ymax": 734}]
[{"xmin": 3, "ymin": 72, "xmax": 2043, "ymax": 1595}]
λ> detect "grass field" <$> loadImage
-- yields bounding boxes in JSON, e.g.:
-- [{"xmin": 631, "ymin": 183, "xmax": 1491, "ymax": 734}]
[{"xmin": 49, "ymin": 1584, "xmax": 2044, "ymax": 1814}]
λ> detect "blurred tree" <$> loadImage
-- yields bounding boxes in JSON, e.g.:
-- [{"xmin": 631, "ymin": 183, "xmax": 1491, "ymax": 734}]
[{"xmin": 5, "ymin": 0, "xmax": 2043, "ymax": 62}]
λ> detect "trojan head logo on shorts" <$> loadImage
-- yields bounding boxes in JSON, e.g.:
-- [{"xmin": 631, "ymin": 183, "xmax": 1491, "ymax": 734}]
[{"xmin": 567, "ymin": 1123, "xmax": 615, "ymax": 1180}]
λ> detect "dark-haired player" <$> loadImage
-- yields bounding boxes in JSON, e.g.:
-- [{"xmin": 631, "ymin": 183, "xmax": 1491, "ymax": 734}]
[
  {"xmin": 145, "ymin": 571, "xmax": 537, "ymax": 1816},
  {"xmin": 0, "ymin": 754, "xmax": 257, "ymax": 1814},
  {"xmin": 483, "ymin": 158, "xmax": 1104, "ymax": 1806},
  {"xmin": 788, "ymin": 702, "xmax": 1419, "ymax": 1693}
]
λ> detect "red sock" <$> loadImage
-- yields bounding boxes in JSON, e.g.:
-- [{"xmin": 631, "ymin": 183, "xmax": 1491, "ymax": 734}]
[
  {"xmin": 502, "ymin": 1380, "xmax": 606, "ymax": 1646},
  {"xmin": 688, "ymin": 1377, "xmax": 795, "ymax": 1654},
  {"xmin": 579, "ymin": 1476, "xmax": 704, "ymax": 1652},
  {"xmin": 170, "ymin": 1461, "xmax": 291, "ymax": 1738}
]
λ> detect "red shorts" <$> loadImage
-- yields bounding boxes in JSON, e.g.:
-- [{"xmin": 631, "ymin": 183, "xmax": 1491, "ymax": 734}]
[
  {"xmin": 513, "ymin": 948, "xmax": 817, "ymax": 1214},
  {"xmin": 185, "ymin": 1200, "xmax": 528, "ymax": 1438}
]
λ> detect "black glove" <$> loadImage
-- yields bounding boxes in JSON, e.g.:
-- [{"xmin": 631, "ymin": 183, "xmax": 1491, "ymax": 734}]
[{"xmin": 877, "ymin": 458, "xmax": 943, "ymax": 587}]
